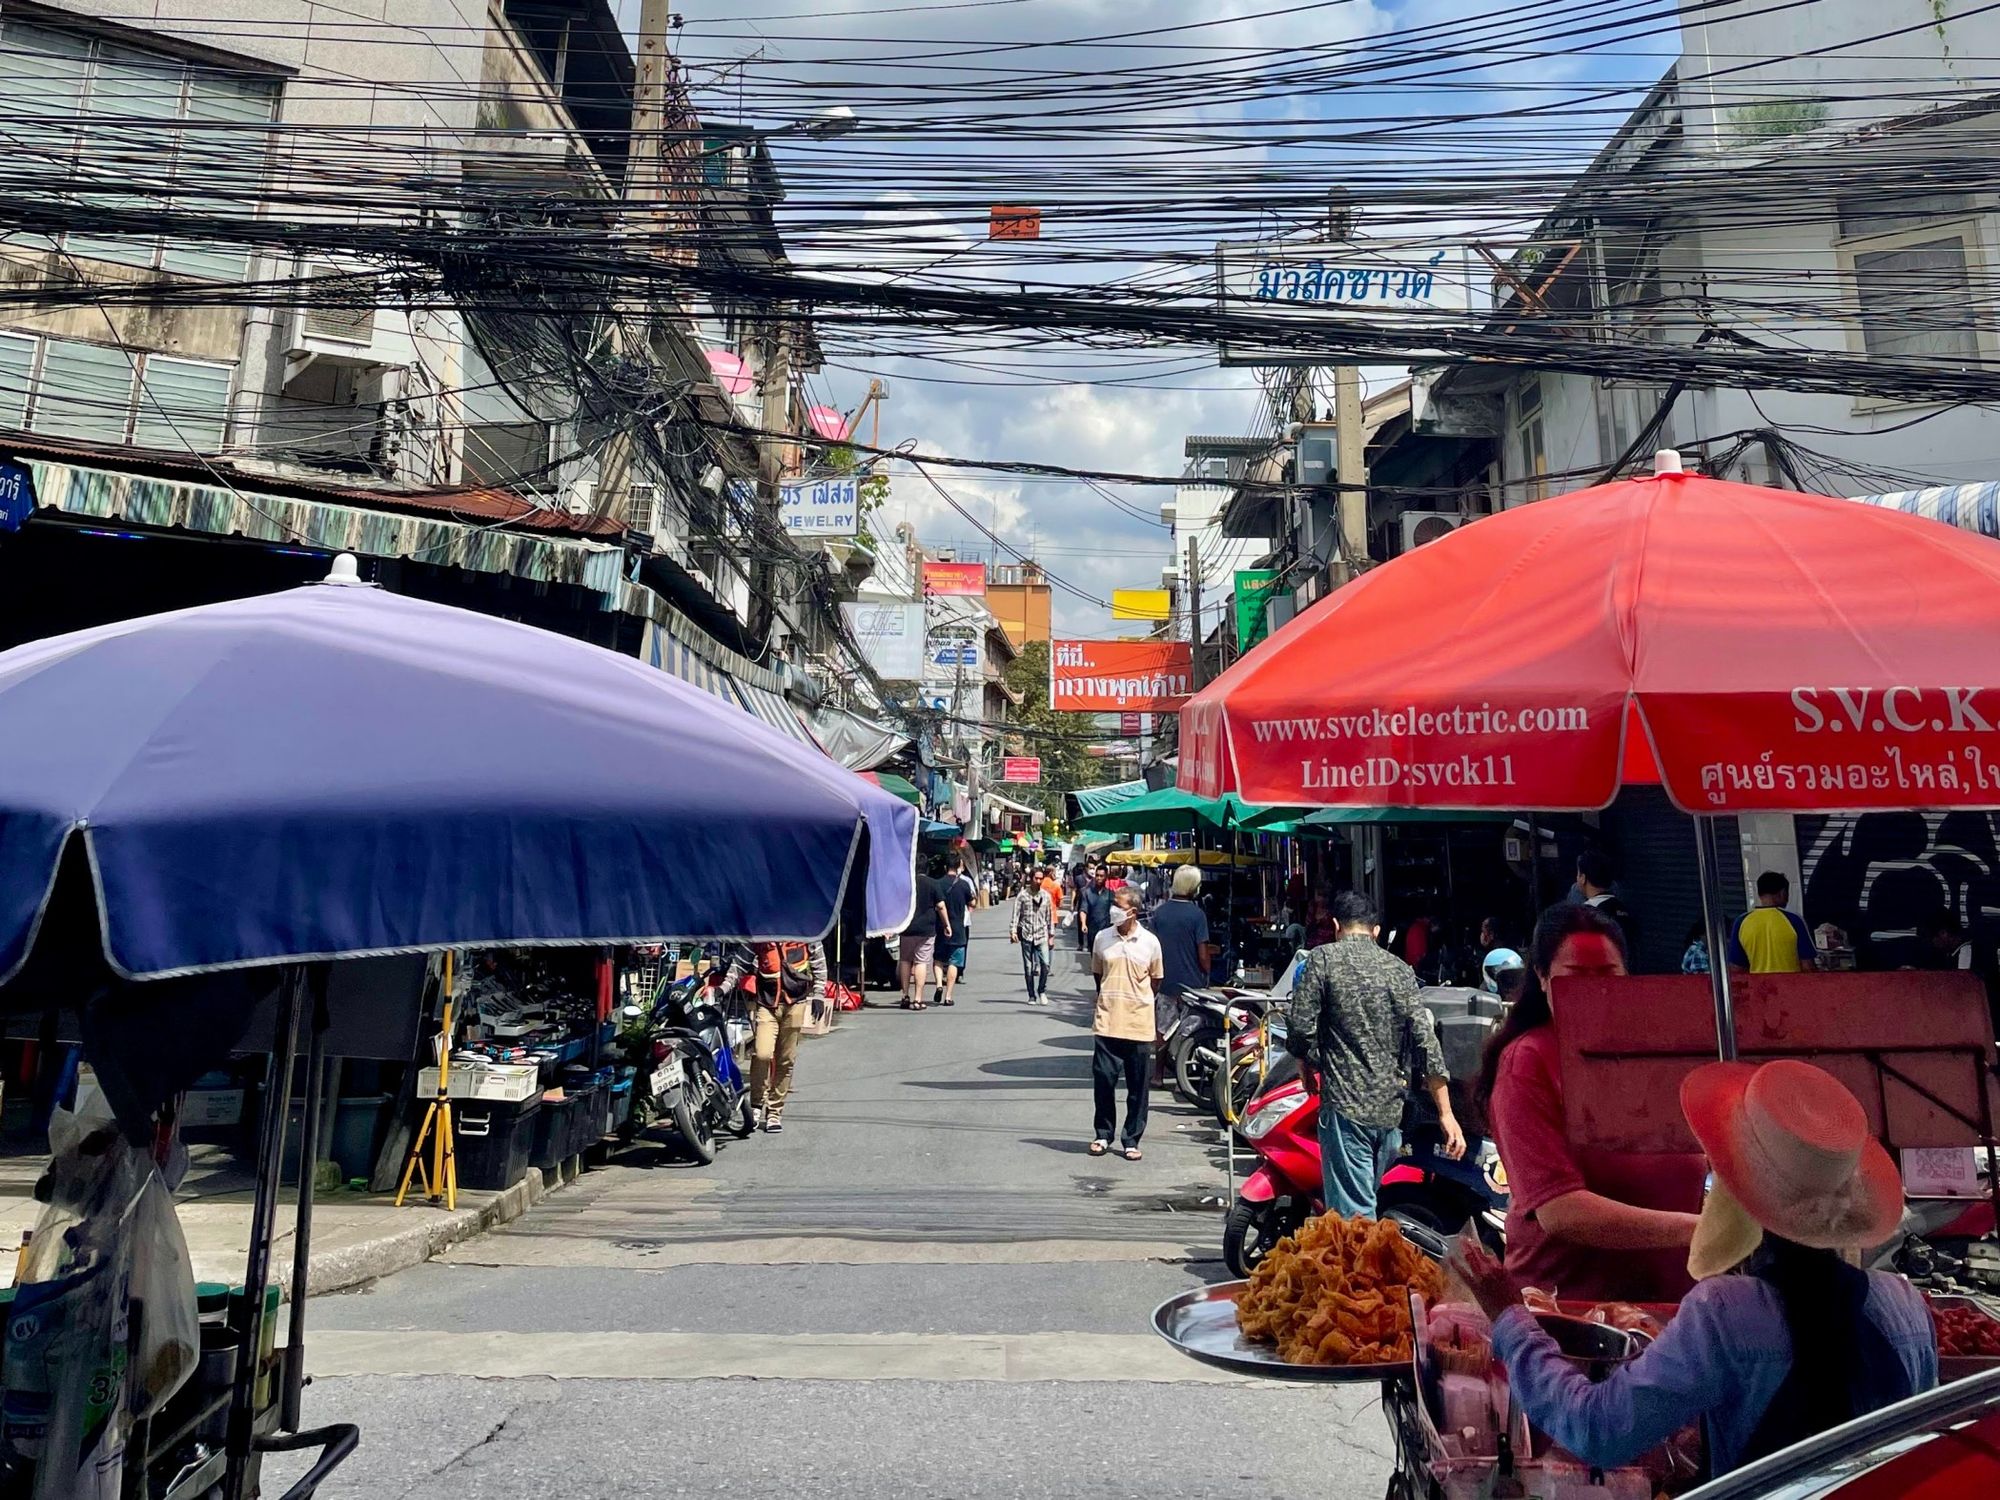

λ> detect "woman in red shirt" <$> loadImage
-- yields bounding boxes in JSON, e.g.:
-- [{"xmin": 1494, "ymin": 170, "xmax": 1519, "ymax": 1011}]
[{"xmin": 1476, "ymin": 903, "xmax": 1704, "ymax": 1302}]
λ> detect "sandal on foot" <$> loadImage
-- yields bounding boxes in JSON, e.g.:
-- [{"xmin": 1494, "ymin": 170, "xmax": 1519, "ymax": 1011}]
[
  {"xmin": 1088, "ymin": 1140, "xmax": 1110, "ymax": 1156},
  {"xmin": 1121, "ymin": 1146, "xmax": 1142, "ymax": 1161}
]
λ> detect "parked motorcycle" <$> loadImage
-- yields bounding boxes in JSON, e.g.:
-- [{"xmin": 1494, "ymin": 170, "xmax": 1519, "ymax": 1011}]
[
  {"xmin": 616, "ymin": 972, "xmax": 756, "ymax": 1163},
  {"xmin": 1173, "ymin": 992, "xmax": 1271, "ymax": 1106},
  {"xmin": 1224, "ymin": 1077, "xmax": 1318, "ymax": 1274},
  {"xmin": 1222, "ymin": 1075, "xmax": 1509, "ymax": 1275}
]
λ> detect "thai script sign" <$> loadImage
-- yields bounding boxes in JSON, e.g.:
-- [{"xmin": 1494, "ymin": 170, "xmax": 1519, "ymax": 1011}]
[
  {"xmin": 1215, "ymin": 239, "xmax": 1478, "ymax": 367},
  {"xmin": 1050, "ymin": 640, "xmax": 1193, "ymax": 712},
  {"xmin": 779, "ymin": 476, "xmax": 860, "ymax": 537}
]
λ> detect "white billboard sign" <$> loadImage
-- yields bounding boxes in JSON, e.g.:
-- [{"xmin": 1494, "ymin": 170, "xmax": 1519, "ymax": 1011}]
[
  {"xmin": 1215, "ymin": 239, "xmax": 1478, "ymax": 367},
  {"xmin": 780, "ymin": 476, "xmax": 861, "ymax": 537},
  {"xmin": 841, "ymin": 601, "xmax": 925, "ymax": 681}
]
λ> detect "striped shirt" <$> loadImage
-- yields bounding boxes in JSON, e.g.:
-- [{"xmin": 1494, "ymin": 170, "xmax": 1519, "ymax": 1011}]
[{"xmin": 1093, "ymin": 923, "xmax": 1164, "ymax": 1041}]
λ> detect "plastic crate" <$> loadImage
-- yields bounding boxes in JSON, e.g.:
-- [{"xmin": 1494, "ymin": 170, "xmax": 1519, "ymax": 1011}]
[{"xmin": 416, "ymin": 1062, "xmax": 539, "ymax": 1103}]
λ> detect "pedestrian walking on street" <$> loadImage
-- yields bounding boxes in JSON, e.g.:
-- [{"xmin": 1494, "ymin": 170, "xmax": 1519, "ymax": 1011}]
[
  {"xmin": 1081, "ymin": 865, "xmax": 1116, "ymax": 993},
  {"xmin": 1072, "ymin": 863, "xmax": 1095, "ymax": 952},
  {"xmin": 719, "ymin": 939, "xmax": 825, "ymax": 1132},
  {"xmin": 1149, "ymin": 863, "xmax": 1214, "ymax": 1000},
  {"xmin": 935, "ymin": 851, "xmax": 977, "ymax": 1006},
  {"xmin": 1009, "ymin": 872, "xmax": 1055, "ymax": 1003},
  {"xmin": 1090, "ymin": 888, "xmax": 1164, "ymax": 1160},
  {"xmin": 1285, "ymin": 891, "xmax": 1465, "ymax": 1217},
  {"xmin": 901, "ymin": 854, "xmax": 951, "ymax": 1011}
]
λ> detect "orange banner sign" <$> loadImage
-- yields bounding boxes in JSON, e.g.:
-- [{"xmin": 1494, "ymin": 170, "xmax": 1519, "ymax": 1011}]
[
  {"xmin": 1050, "ymin": 639, "xmax": 1193, "ymax": 712},
  {"xmin": 923, "ymin": 561, "xmax": 986, "ymax": 596}
]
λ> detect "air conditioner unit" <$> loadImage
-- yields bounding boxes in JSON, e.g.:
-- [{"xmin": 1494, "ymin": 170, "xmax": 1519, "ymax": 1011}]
[
  {"xmin": 287, "ymin": 263, "xmax": 381, "ymax": 360},
  {"xmin": 565, "ymin": 481, "xmax": 595, "ymax": 517},
  {"xmin": 1400, "ymin": 511, "xmax": 1464, "ymax": 552}
]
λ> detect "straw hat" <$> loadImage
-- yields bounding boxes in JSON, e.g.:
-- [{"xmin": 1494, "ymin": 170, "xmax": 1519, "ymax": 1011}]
[{"xmin": 1681, "ymin": 1059, "xmax": 1905, "ymax": 1280}]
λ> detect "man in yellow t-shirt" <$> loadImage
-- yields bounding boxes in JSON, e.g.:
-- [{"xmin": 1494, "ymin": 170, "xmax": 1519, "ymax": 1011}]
[
  {"xmin": 1089, "ymin": 889, "xmax": 1164, "ymax": 1161},
  {"xmin": 1728, "ymin": 871, "xmax": 1818, "ymax": 974}
]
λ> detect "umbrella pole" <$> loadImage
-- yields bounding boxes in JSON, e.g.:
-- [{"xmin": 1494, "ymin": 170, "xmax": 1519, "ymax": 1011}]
[
  {"xmin": 226, "ymin": 966, "xmax": 303, "ymax": 1494},
  {"xmin": 281, "ymin": 967, "xmax": 329, "ymax": 1431},
  {"xmin": 1694, "ymin": 816, "xmax": 1740, "ymax": 1062}
]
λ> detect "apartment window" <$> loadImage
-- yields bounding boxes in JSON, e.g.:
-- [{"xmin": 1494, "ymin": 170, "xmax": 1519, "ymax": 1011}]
[
  {"xmin": 1515, "ymin": 377, "xmax": 1549, "ymax": 502},
  {"xmin": 1838, "ymin": 192, "xmax": 1983, "ymax": 366},
  {"xmin": 13, "ymin": 334, "xmax": 232, "ymax": 449},
  {"xmin": 0, "ymin": 20, "xmax": 278, "ymax": 282},
  {"xmin": 134, "ymin": 356, "xmax": 231, "ymax": 449},
  {"xmin": 0, "ymin": 334, "xmax": 35, "ymax": 429}
]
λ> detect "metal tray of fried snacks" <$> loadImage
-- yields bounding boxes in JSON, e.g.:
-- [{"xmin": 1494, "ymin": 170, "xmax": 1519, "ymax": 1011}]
[{"xmin": 1151, "ymin": 1282, "xmax": 1415, "ymax": 1384}]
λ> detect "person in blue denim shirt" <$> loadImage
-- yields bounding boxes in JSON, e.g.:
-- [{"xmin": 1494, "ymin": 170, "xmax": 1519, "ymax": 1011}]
[{"xmin": 1451, "ymin": 1058, "xmax": 1934, "ymax": 1482}]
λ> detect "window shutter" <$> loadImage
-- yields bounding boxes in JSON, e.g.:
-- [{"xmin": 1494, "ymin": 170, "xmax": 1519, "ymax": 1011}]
[
  {"xmin": 33, "ymin": 339, "xmax": 137, "ymax": 442},
  {"xmin": 134, "ymin": 356, "xmax": 231, "ymax": 451}
]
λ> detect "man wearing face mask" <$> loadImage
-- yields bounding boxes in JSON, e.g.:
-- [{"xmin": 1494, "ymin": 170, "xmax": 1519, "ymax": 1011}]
[{"xmin": 1089, "ymin": 888, "xmax": 1164, "ymax": 1160}]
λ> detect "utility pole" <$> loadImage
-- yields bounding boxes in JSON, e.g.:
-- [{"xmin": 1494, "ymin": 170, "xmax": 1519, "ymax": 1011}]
[
  {"xmin": 1187, "ymin": 534, "xmax": 1204, "ymax": 689},
  {"xmin": 1325, "ymin": 190, "xmax": 1370, "ymax": 589},
  {"xmin": 752, "ymin": 316, "xmax": 793, "ymax": 646}
]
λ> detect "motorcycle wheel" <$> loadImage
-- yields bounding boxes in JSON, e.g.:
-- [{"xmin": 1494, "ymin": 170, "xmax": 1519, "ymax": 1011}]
[
  {"xmin": 731, "ymin": 1091, "xmax": 757, "ymax": 1139},
  {"xmin": 672, "ymin": 1065, "xmax": 718, "ymax": 1165},
  {"xmin": 1173, "ymin": 1025, "xmax": 1221, "ymax": 1106},
  {"xmin": 1223, "ymin": 1198, "xmax": 1300, "ymax": 1277}
]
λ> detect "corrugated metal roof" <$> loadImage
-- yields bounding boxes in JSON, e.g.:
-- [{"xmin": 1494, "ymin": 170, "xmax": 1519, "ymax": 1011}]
[
  {"xmin": 1183, "ymin": 435, "xmax": 1273, "ymax": 457},
  {"xmin": 0, "ymin": 431, "xmax": 621, "ymax": 539}
]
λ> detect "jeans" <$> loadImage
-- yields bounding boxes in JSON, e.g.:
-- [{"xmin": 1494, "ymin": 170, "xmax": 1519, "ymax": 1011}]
[
  {"xmin": 1318, "ymin": 1103, "xmax": 1401, "ymax": 1219},
  {"xmin": 751, "ymin": 1001, "xmax": 807, "ymax": 1118},
  {"xmin": 1020, "ymin": 940, "xmax": 1050, "ymax": 999},
  {"xmin": 1092, "ymin": 1035, "xmax": 1151, "ymax": 1147}
]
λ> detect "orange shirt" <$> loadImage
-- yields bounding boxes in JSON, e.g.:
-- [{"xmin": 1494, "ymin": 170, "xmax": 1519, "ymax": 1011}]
[{"xmin": 1039, "ymin": 876, "xmax": 1063, "ymax": 911}]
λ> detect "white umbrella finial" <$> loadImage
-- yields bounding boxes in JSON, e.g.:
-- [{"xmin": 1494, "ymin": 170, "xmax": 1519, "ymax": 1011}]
[
  {"xmin": 325, "ymin": 553, "xmax": 365, "ymax": 586},
  {"xmin": 1654, "ymin": 449, "xmax": 1685, "ymax": 476}
]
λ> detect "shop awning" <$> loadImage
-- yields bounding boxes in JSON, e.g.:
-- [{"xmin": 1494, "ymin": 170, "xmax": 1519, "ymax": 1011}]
[
  {"xmin": 862, "ymin": 771, "xmax": 922, "ymax": 806},
  {"xmin": 734, "ymin": 678, "xmax": 821, "ymax": 750},
  {"xmin": 646, "ymin": 622, "xmax": 741, "ymax": 706},
  {"xmin": 1851, "ymin": 482, "xmax": 2000, "ymax": 537},
  {"xmin": 920, "ymin": 819, "xmax": 961, "ymax": 841},
  {"xmin": 809, "ymin": 704, "xmax": 911, "ymax": 770},
  {"xmin": 1072, "ymin": 786, "xmax": 1266, "ymax": 836},
  {"xmin": 984, "ymin": 788, "xmax": 1047, "ymax": 826},
  {"xmin": 25, "ymin": 456, "xmax": 626, "ymax": 598},
  {"xmin": 1240, "ymin": 805, "xmax": 1512, "ymax": 833},
  {"xmin": 1106, "ymin": 848, "xmax": 1264, "ymax": 867},
  {"xmin": 1069, "ymin": 779, "xmax": 1148, "ymax": 818}
]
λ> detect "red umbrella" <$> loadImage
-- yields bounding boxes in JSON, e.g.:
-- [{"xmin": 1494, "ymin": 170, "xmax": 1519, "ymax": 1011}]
[
  {"xmin": 1181, "ymin": 451, "xmax": 2000, "ymax": 1058},
  {"xmin": 1182, "ymin": 453, "xmax": 2000, "ymax": 815}
]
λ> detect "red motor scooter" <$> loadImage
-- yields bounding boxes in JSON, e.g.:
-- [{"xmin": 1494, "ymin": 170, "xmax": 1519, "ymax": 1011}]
[
  {"xmin": 1223, "ymin": 1075, "xmax": 1511, "ymax": 1276},
  {"xmin": 1223, "ymin": 1077, "xmax": 1321, "ymax": 1275}
]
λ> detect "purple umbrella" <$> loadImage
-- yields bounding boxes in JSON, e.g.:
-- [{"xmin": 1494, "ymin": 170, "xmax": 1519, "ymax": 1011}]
[{"xmin": 0, "ymin": 561, "xmax": 918, "ymax": 982}]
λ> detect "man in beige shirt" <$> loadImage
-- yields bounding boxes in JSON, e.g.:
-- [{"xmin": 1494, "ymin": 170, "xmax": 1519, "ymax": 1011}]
[{"xmin": 1089, "ymin": 888, "xmax": 1165, "ymax": 1160}]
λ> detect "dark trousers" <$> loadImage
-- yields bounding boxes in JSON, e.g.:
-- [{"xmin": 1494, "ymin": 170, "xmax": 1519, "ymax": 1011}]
[{"xmin": 1092, "ymin": 1035, "xmax": 1151, "ymax": 1147}]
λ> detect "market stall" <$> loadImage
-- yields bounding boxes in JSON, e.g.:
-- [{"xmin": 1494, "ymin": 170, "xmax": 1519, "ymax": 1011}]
[
  {"xmin": 0, "ymin": 559, "xmax": 919, "ymax": 1499},
  {"xmin": 1159, "ymin": 454, "xmax": 2000, "ymax": 1494}
]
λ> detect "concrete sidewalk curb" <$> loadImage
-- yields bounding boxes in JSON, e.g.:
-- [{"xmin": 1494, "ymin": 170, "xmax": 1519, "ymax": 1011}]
[{"xmin": 298, "ymin": 1166, "xmax": 559, "ymax": 1299}]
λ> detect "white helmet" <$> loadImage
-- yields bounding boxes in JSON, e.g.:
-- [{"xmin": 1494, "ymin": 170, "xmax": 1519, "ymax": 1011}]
[{"xmin": 1481, "ymin": 947, "xmax": 1525, "ymax": 995}]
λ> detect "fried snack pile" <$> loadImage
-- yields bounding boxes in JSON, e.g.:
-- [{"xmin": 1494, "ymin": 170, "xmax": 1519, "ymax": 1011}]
[{"xmin": 1236, "ymin": 1214, "xmax": 1444, "ymax": 1367}]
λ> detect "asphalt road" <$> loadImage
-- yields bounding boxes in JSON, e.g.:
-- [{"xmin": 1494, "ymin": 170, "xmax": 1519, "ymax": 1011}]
[{"xmin": 278, "ymin": 922, "xmax": 1397, "ymax": 1498}]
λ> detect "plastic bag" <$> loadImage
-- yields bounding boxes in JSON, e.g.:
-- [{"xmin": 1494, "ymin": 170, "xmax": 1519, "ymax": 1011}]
[{"xmin": 3, "ymin": 1076, "xmax": 197, "ymax": 1499}]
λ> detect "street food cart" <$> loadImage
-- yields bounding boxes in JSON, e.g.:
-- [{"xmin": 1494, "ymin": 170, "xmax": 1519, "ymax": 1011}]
[{"xmin": 1155, "ymin": 453, "xmax": 2000, "ymax": 1491}]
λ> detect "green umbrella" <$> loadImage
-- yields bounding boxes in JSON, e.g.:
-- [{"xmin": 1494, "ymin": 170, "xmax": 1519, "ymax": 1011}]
[
  {"xmin": 1239, "ymin": 805, "xmax": 1512, "ymax": 833},
  {"xmin": 1071, "ymin": 786, "xmax": 1267, "ymax": 836}
]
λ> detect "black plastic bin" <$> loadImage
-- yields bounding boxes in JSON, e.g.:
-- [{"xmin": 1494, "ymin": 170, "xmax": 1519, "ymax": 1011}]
[
  {"xmin": 530, "ymin": 1095, "xmax": 577, "ymax": 1170},
  {"xmin": 565, "ymin": 1082, "xmax": 604, "ymax": 1156},
  {"xmin": 454, "ymin": 1097, "xmax": 538, "ymax": 1191}
]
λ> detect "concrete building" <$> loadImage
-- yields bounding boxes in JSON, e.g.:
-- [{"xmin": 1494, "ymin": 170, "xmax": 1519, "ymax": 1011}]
[
  {"xmin": 985, "ymin": 560, "xmax": 1052, "ymax": 647},
  {"xmin": 0, "ymin": 1, "xmax": 852, "ymax": 748}
]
